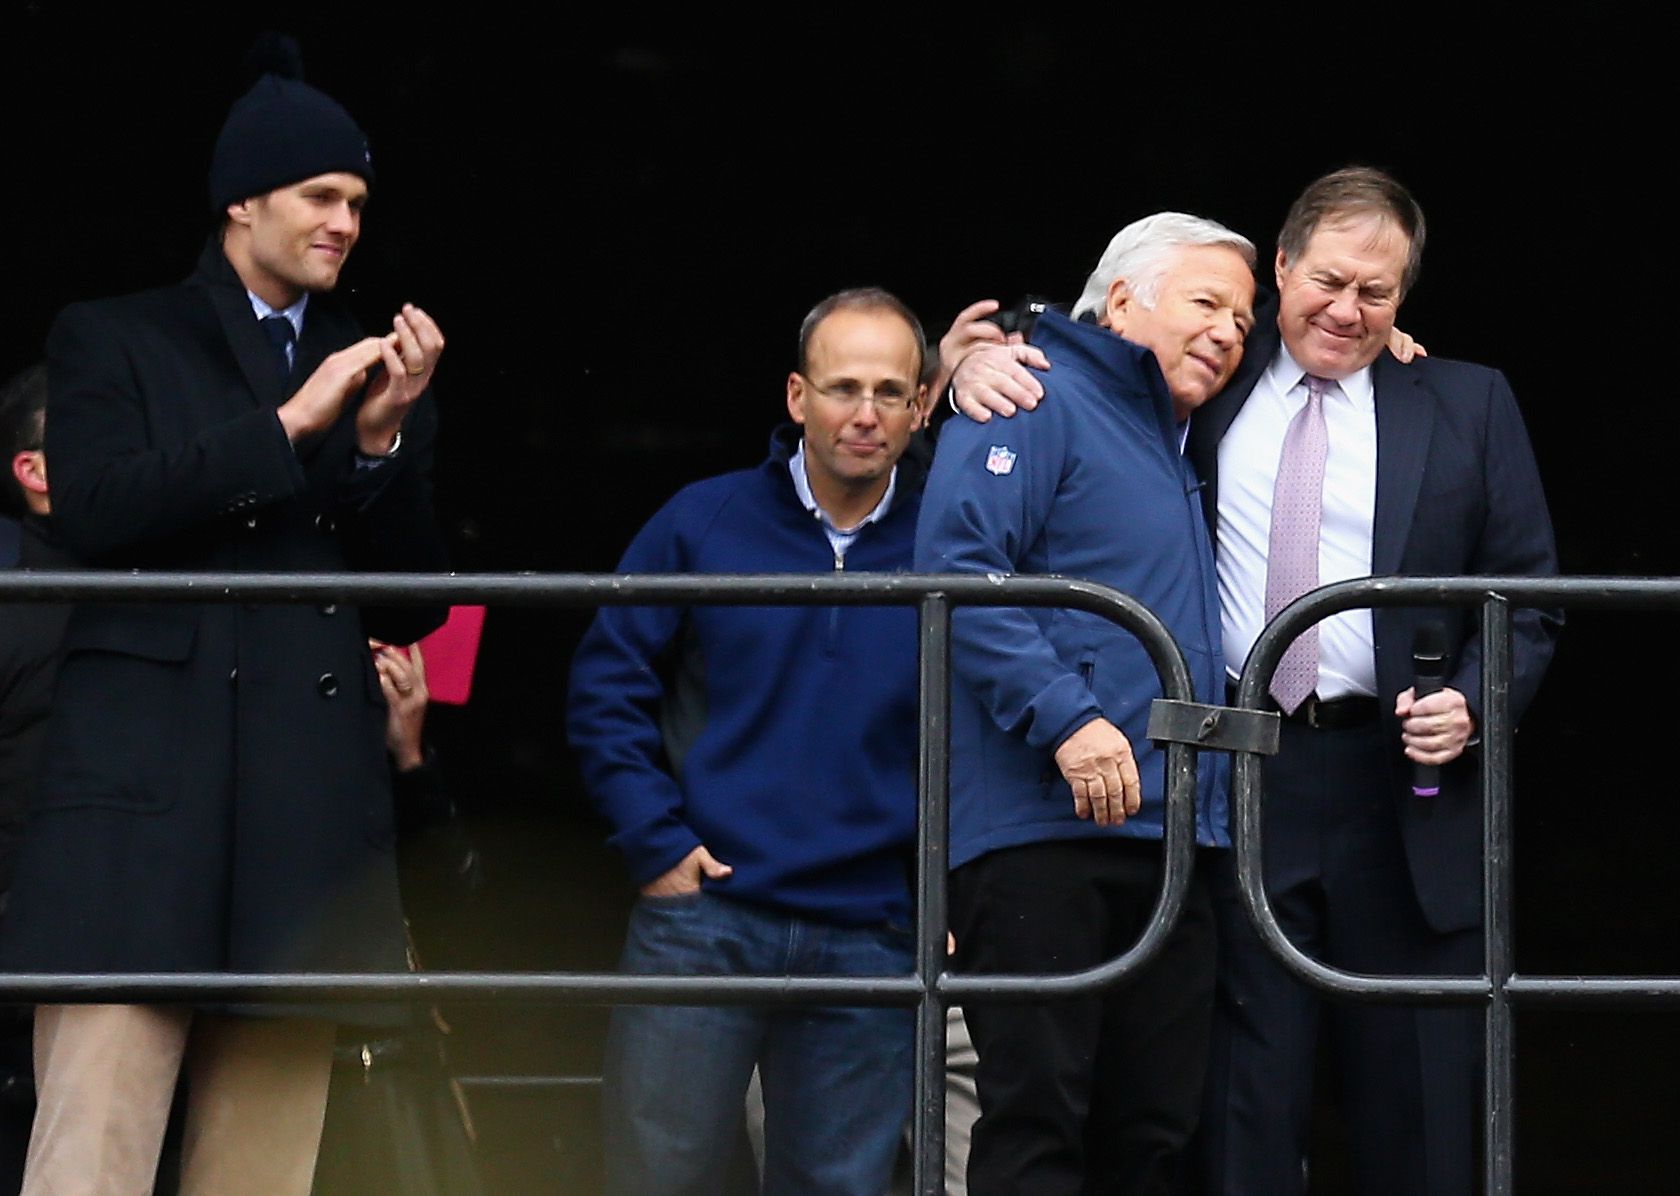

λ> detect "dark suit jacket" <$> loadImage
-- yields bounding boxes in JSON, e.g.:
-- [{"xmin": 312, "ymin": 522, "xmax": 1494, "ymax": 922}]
[
  {"xmin": 0, "ymin": 240, "xmax": 448, "ymax": 990},
  {"xmin": 1187, "ymin": 323, "xmax": 1560, "ymax": 933}
]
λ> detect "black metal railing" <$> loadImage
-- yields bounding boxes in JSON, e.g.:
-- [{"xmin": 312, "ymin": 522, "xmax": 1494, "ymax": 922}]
[
  {"xmin": 0, "ymin": 569, "xmax": 1213, "ymax": 1196},
  {"xmin": 3, "ymin": 570, "xmax": 1675, "ymax": 1194},
  {"xmin": 1234, "ymin": 576, "xmax": 1680, "ymax": 1196}
]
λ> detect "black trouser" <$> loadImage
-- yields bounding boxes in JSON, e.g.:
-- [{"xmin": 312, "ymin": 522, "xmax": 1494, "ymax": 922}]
[
  {"xmin": 951, "ymin": 837, "xmax": 1216, "ymax": 1196},
  {"xmin": 1196, "ymin": 717, "xmax": 1480, "ymax": 1196}
]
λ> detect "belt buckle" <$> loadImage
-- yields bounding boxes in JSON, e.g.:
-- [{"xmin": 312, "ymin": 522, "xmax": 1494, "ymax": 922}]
[{"xmin": 1301, "ymin": 695, "xmax": 1325, "ymax": 729}]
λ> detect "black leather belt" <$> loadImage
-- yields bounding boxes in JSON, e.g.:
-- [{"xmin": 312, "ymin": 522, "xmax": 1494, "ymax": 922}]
[
  {"xmin": 1282, "ymin": 694, "xmax": 1379, "ymax": 730},
  {"xmin": 1227, "ymin": 684, "xmax": 1379, "ymax": 730}
]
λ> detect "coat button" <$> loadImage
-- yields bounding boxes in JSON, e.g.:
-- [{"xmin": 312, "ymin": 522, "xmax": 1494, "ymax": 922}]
[
  {"xmin": 244, "ymin": 516, "xmax": 259, "ymax": 531},
  {"xmin": 319, "ymin": 603, "xmax": 337, "ymax": 616},
  {"xmin": 314, "ymin": 513, "xmax": 337, "ymax": 534},
  {"xmin": 317, "ymin": 673, "xmax": 339, "ymax": 698},
  {"xmin": 228, "ymin": 667, "xmax": 238, "ymax": 682}
]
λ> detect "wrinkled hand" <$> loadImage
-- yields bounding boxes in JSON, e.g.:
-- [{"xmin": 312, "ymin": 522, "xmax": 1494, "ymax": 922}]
[
  {"xmin": 1054, "ymin": 717, "xmax": 1142, "ymax": 827},
  {"xmin": 356, "ymin": 304, "xmax": 446, "ymax": 454},
  {"xmin": 641, "ymin": 844, "xmax": 733, "ymax": 898},
  {"xmin": 927, "ymin": 299, "xmax": 1012, "ymax": 398},
  {"xmin": 276, "ymin": 335, "xmax": 391, "ymax": 443},
  {"xmin": 1394, "ymin": 685, "xmax": 1474, "ymax": 767},
  {"xmin": 373, "ymin": 640, "xmax": 429, "ymax": 771},
  {"xmin": 953, "ymin": 341, "xmax": 1050, "ymax": 423},
  {"xmin": 1387, "ymin": 324, "xmax": 1428, "ymax": 363}
]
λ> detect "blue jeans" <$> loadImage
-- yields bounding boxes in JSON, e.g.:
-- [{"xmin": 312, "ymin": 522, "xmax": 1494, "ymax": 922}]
[{"xmin": 602, "ymin": 891, "xmax": 914, "ymax": 1196}]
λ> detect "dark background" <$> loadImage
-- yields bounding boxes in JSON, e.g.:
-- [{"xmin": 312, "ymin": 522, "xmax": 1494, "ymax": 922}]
[{"xmin": 2, "ymin": 7, "xmax": 1675, "ymax": 1193}]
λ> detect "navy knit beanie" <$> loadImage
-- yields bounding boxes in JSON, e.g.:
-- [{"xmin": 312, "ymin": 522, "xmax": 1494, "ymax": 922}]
[{"xmin": 206, "ymin": 59, "xmax": 373, "ymax": 213}]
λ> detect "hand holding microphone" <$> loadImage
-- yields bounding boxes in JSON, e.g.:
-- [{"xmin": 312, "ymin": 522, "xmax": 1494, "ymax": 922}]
[
  {"xmin": 1396, "ymin": 621, "xmax": 1476, "ymax": 790},
  {"xmin": 1408, "ymin": 623, "xmax": 1447, "ymax": 796}
]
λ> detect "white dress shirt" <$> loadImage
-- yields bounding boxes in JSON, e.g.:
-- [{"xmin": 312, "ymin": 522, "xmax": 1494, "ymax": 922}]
[{"xmin": 1216, "ymin": 346, "xmax": 1378, "ymax": 699}]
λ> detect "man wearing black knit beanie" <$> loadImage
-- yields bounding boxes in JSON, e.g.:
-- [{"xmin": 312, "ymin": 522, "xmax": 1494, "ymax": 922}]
[{"xmin": 0, "ymin": 40, "xmax": 450, "ymax": 1196}]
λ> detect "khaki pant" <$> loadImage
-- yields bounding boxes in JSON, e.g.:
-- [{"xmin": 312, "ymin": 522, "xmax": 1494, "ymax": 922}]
[{"xmin": 22, "ymin": 1004, "xmax": 335, "ymax": 1196}]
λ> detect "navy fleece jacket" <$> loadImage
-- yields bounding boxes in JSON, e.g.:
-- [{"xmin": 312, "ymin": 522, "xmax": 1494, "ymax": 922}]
[
  {"xmin": 566, "ymin": 426, "xmax": 922, "ymax": 927},
  {"xmin": 915, "ymin": 309, "xmax": 1231, "ymax": 869}
]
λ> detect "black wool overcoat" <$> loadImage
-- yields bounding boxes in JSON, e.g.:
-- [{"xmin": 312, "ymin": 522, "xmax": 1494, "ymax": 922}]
[{"xmin": 0, "ymin": 240, "xmax": 449, "ymax": 1003}]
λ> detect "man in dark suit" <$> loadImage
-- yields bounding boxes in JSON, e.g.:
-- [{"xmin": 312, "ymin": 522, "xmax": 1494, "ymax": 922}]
[
  {"xmin": 944, "ymin": 168, "xmax": 1559, "ymax": 1195},
  {"xmin": 1184, "ymin": 167, "xmax": 1559, "ymax": 1196},
  {"xmin": 0, "ymin": 62, "xmax": 448, "ymax": 1196}
]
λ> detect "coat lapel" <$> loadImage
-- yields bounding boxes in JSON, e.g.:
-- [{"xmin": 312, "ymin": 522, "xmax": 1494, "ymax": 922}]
[
  {"xmin": 192, "ymin": 241, "xmax": 290, "ymax": 410},
  {"xmin": 1371, "ymin": 353, "xmax": 1434, "ymax": 575},
  {"xmin": 292, "ymin": 299, "xmax": 339, "ymax": 384}
]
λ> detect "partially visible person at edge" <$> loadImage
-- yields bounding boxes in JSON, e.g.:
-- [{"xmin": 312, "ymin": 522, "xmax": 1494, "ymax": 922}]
[
  {"xmin": 0, "ymin": 364, "xmax": 67, "ymax": 1191},
  {"xmin": 568, "ymin": 288, "xmax": 931, "ymax": 1196},
  {"xmin": 0, "ymin": 43, "xmax": 449, "ymax": 1196}
]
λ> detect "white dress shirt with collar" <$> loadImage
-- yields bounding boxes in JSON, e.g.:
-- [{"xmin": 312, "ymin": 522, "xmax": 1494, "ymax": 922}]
[{"xmin": 1216, "ymin": 345, "xmax": 1378, "ymax": 700}]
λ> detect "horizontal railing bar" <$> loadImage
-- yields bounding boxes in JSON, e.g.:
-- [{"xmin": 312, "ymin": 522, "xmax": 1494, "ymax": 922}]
[
  {"xmin": 0, "ymin": 972, "xmax": 929, "ymax": 1005},
  {"xmin": 1, "ymin": 571, "xmax": 1675, "ymax": 611},
  {"xmin": 1267, "ymin": 575, "xmax": 1679, "ymax": 616},
  {"xmin": 1503, "ymin": 976, "xmax": 1680, "ymax": 1003},
  {"xmin": 0, "ymin": 570, "xmax": 1179, "ymax": 614},
  {"xmin": 0, "ymin": 949, "xmax": 1221, "ymax": 1004},
  {"xmin": 6, "ymin": 970, "xmax": 1668, "ymax": 1008}
]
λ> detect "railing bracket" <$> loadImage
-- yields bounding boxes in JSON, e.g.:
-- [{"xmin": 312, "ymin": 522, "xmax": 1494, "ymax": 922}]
[{"xmin": 1147, "ymin": 700, "xmax": 1280, "ymax": 756}]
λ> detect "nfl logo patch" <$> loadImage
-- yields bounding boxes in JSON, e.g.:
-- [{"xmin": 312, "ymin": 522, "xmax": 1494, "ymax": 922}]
[{"xmin": 985, "ymin": 445, "xmax": 1017, "ymax": 476}]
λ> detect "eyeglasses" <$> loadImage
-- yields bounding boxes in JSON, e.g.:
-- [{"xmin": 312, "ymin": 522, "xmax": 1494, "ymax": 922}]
[{"xmin": 799, "ymin": 374, "xmax": 919, "ymax": 414}]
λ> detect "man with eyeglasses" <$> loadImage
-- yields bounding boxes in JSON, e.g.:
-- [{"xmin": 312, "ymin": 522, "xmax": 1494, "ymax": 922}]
[{"xmin": 568, "ymin": 288, "xmax": 931, "ymax": 1196}]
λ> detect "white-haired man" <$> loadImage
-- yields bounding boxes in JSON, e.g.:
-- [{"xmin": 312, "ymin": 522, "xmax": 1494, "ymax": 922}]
[{"xmin": 914, "ymin": 213, "xmax": 1255, "ymax": 1196}]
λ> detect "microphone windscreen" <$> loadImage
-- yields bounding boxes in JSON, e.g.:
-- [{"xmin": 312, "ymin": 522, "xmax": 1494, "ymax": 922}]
[{"xmin": 1412, "ymin": 621, "xmax": 1448, "ymax": 661}]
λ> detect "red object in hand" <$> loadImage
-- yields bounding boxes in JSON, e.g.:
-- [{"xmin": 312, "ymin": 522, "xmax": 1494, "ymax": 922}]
[{"xmin": 414, "ymin": 605, "xmax": 486, "ymax": 705}]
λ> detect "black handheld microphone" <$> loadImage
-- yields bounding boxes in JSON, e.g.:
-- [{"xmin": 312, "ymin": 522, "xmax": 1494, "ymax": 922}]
[{"xmin": 1410, "ymin": 622, "xmax": 1448, "ymax": 796}]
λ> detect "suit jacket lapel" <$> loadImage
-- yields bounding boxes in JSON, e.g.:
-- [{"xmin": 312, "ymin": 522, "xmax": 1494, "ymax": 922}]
[{"xmin": 1371, "ymin": 353, "xmax": 1434, "ymax": 575}]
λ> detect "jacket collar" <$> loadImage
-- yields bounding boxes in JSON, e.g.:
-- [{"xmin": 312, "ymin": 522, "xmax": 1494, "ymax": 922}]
[
  {"xmin": 189, "ymin": 235, "xmax": 345, "ymax": 414},
  {"xmin": 1033, "ymin": 308, "xmax": 1181, "ymax": 448}
]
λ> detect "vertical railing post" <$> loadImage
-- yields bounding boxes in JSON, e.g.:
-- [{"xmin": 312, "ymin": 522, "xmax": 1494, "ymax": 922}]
[
  {"xmin": 1481, "ymin": 594, "xmax": 1516, "ymax": 1196},
  {"xmin": 913, "ymin": 592, "xmax": 952, "ymax": 1196}
]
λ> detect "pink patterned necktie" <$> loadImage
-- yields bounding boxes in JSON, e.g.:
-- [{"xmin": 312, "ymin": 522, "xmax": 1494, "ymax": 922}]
[{"xmin": 1265, "ymin": 375, "xmax": 1333, "ymax": 713}]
